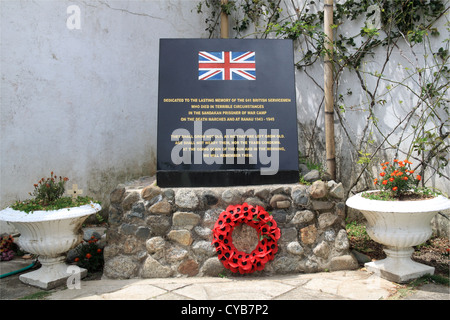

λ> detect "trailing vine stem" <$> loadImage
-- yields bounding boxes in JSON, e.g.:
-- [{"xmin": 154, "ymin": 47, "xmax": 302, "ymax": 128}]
[{"xmin": 196, "ymin": 0, "xmax": 449, "ymax": 194}]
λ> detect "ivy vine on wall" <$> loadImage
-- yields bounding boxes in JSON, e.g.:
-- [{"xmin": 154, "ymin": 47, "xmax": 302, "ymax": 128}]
[{"xmin": 196, "ymin": 0, "xmax": 449, "ymax": 195}]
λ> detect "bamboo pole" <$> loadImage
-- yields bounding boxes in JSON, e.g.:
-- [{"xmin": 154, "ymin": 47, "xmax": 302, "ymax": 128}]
[
  {"xmin": 220, "ymin": 0, "xmax": 229, "ymax": 39},
  {"xmin": 324, "ymin": 0, "xmax": 336, "ymax": 180}
]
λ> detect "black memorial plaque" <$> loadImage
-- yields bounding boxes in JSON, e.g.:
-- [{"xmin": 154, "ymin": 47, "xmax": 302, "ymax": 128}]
[{"xmin": 157, "ymin": 39, "xmax": 299, "ymax": 187}]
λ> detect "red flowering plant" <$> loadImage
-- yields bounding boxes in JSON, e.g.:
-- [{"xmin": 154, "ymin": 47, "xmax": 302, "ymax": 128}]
[
  {"xmin": 0, "ymin": 235, "xmax": 16, "ymax": 261},
  {"xmin": 73, "ymin": 236, "xmax": 104, "ymax": 273},
  {"xmin": 370, "ymin": 159, "xmax": 423, "ymax": 200},
  {"xmin": 212, "ymin": 203, "xmax": 280, "ymax": 274}
]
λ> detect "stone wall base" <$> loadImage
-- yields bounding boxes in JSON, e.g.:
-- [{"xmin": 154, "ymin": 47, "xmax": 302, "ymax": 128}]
[{"xmin": 103, "ymin": 177, "xmax": 358, "ymax": 279}]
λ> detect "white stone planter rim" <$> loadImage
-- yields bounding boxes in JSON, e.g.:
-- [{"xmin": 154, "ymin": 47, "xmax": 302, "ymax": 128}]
[
  {"xmin": 346, "ymin": 191, "xmax": 450, "ymax": 214},
  {"xmin": 0, "ymin": 202, "xmax": 101, "ymax": 222}
]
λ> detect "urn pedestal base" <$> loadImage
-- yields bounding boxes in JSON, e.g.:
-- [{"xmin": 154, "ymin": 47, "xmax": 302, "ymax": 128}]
[
  {"xmin": 19, "ymin": 256, "xmax": 87, "ymax": 290},
  {"xmin": 346, "ymin": 192, "xmax": 450, "ymax": 283},
  {"xmin": 364, "ymin": 247, "xmax": 434, "ymax": 283}
]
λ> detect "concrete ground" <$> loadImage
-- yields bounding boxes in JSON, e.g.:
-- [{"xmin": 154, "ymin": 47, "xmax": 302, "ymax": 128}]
[{"xmin": 1, "ymin": 256, "xmax": 448, "ymax": 301}]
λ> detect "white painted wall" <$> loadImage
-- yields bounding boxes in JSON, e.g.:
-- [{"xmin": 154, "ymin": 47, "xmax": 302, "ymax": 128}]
[
  {"xmin": 1, "ymin": 1, "xmax": 448, "ymax": 235},
  {"xmin": 1, "ymin": 0, "xmax": 210, "ymax": 233}
]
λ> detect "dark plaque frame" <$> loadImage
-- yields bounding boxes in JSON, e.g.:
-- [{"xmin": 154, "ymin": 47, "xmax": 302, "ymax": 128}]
[{"xmin": 157, "ymin": 39, "xmax": 299, "ymax": 187}]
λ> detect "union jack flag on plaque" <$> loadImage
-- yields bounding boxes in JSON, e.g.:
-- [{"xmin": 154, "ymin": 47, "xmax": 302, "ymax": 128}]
[{"xmin": 198, "ymin": 51, "xmax": 256, "ymax": 80}]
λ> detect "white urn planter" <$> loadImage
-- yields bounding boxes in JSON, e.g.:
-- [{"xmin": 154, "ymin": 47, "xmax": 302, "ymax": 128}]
[
  {"xmin": 346, "ymin": 192, "xmax": 450, "ymax": 283},
  {"xmin": 0, "ymin": 202, "xmax": 101, "ymax": 289}
]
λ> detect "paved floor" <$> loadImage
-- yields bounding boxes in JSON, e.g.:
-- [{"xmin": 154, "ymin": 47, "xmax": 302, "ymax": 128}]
[
  {"xmin": 47, "ymin": 271, "xmax": 397, "ymax": 300},
  {"xmin": 1, "ymin": 257, "xmax": 449, "ymax": 301}
]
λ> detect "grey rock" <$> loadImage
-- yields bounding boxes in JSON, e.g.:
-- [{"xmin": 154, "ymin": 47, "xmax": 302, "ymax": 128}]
[
  {"xmin": 287, "ymin": 241, "xmax": 304, "ymax": 255},
  {"xmin": 309, "ymin": 180, "xmax": 328, "ymax": 199},
  {"xmin": 272, "ymin": 210, "xmax": 288, "ymax": 223},
  {"xmin": 163, "ymin": 189, "xmax": 175, "ymax": 201},
  {"xmin": 254, "ymin": 187, "xmax": 270, "ymax": 199},
  {"xmin": 146, "ymin": 194, "xmax": 163, "ymax": 207},
  {"xmin": 351, "ymin": 249, "xmax": 371, "ymax": 264},
  {"xmin": 146, "ymin": 236, "xmax": 166, "ymax": 254},
  {"xmin": 271, "ymin": 256, "xmax": 302, "ymax": 273},
  {"xmin": 175, "ymin": 189, "xmax": 199, "ymax": 209},
  {"xmin": 324, "ymin": 229, "xmax": 336, "ymax": 242},
  {"xmin": 303, "ymin": 170, "xmax": 320, "ymax": 182},
  {"xmin": 202, "ymin": 208, "xmax": 224, "ymax": 229},
  {"xmin": 291, "ymin": 210, "xmax": 315, "ymax": 224},
  {"xmin": 146, "ymin": 215, "xmax": 171, "ymax": 236},
  {"xmin": 269, "ymin": 194, "xmax": 290, "ymax": 208},
  {"xmin": 173, "ymin": 212, "xmax": 201, "ymax": 229},
  {"xmin": 135, "ymin": 226, "xmax": 151, "ymax": 239},
  {"xmin": 200, "ymin": 257, "xmax": 226, "ymax": 276},
  {"xmin": 279, "ymin": 227, "xmax": 298, "ymax": 243},
  {"xmin": 122, "ymin": 191, "xmax": 141, "ymax": 211},
  {"xmin": 110, "ymin": 185, "xmax": 126, "ymax": 204},
  {"xmin": 166, "ymin": 246, "xmax": 189, "ymax": 262},
  {"xmin": 299, "ymin": 164, "xmax": 309, "ymax": 175},
  {"xmin": 130, "ymin": 202, "xmax": 145, "ymax": 218},
  {"xmin": 168, "ymin": 229, "xmax": 193, "ymax": 246},
  {"xmin": 108, "ymin": 205, "xmax": 122, "ymax": 225},
  {"xmin": 192, "ymin": 240, "xmax": 216, "ymax": 258},
  {"xmin": 194, "ymin": 226, "xmax": 212, "ymax": 239},
  {"xmin": 141, "ymin": 185, "xmax": 162, "ymax": 201},
  {"xmin": 148, "ymin": 200, "xmax": 172, "ymax": 215},
  {"xmin": 329, "ymin": 182, "xmax": 345, "ymax": 199},
  {"xmin": 104, "ymin": 255, "xmax": 138, "ymax": 279},
  {"xmin": 335, "ymin": 229, "xmax": 350, "ymax": 251},
  {"xmin": 119, "ymin": 223, "xmax": 137, "ymax": 235},
  {"xmin": 329, "ymin": 255, "xmax": 359, "ymax": 271},
  {"xmin": 291, "ymin": 186, "xmax": 309, "ymax": 207},
  {"xmin": 312, "ymin": 200, "xmax": 334, "ymax": 211},
  {"xmin": 244, "ymin": 197, "xmax": 265, "ymax": 208},
  {"xmin": 313, "ymin": 241, "xmax": 330, "ymax": 258},
  {"xmin": 318, "ymin": 212, "xmax": 338, "ymax": 229},
  {"xmin": 140, "ymin": 256, "xmax": 173, "ymax": 278},
  {"xmin": 202, "ymin": 190, "xmax": 219, "ymax": 206},
  {"xmin": 222, "ymin": 189, "xmax": 241, "ymax": 204}
]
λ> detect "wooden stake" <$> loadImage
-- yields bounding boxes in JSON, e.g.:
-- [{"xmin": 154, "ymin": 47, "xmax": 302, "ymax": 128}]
[
  {"xmin": 324, "ymin": 0, "xmax": 336, "ymax": 180},
  {"xmin": 220, "ymin": 0, "xmax": 229, "ymax": 39}
]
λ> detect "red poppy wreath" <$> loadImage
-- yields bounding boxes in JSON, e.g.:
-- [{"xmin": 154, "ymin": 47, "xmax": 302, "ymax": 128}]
[{"xmin": 212, "ymin": 203, "xmax": 281, "ymax": 274}]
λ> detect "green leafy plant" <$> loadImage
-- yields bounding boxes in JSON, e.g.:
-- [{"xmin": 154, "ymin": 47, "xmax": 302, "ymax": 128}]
[
  {"xmin": 346, "ymin": 220, "xmax": 374, "ymax": 253},
  {"xmin": 10, "ymin": 172, "xmax": 98, "ymax": 213},
  {"xmin": 73, "ymin": 236, "xmax": 104, "ymax": 273}
]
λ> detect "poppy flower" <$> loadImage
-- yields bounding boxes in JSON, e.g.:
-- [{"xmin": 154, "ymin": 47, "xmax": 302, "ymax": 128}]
[{"xmin": 212, "ymin": 203, "xmax": 280, "ymax": 274}]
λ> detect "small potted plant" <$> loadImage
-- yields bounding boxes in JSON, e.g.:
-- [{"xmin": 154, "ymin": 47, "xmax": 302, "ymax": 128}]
[
  {"xmin": 0, "ymin": 172, "xmax": 101, "ymax": 289},
  {"xmin": 346, "ymin": 159, "xmax": 450, "ymax": 283}
]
